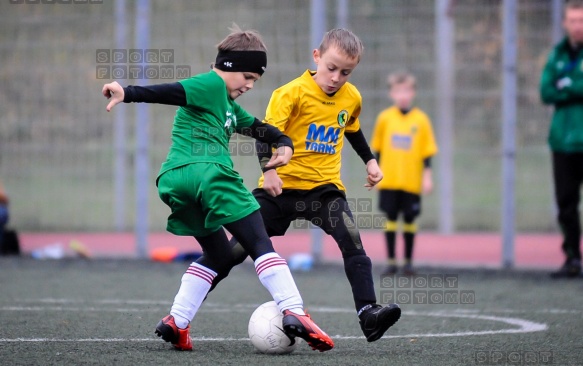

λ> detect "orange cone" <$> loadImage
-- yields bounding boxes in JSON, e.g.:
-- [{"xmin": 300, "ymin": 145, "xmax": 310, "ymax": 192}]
[{"xmin": 150, "ymin": 247, "xmax": 180, "ymax": 262}]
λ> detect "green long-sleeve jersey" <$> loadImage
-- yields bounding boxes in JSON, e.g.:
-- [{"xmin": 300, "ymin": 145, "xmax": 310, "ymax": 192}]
[{"xmin": 540, "ymin": 37, "xmax": 583, "ymax": 153}]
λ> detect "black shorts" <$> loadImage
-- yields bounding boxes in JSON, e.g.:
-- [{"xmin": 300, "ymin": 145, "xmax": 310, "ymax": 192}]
[
  {"xmin": 252, "ymin": 183, "xmax": 346, "ymax": 237},
  {"xmin": 379, "ymin": 189, "xmax": 421, "ymax": 222}
]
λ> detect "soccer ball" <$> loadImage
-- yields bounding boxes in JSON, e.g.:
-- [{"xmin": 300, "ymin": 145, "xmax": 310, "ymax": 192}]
[{"xmin": 248, "ymin": 301, "xmax": 298, "ymax": 354}]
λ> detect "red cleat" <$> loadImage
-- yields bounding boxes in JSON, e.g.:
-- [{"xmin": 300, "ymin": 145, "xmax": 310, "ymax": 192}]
[
  {"xmin": 155, "ymin": 315, "xmax": 193, "ymax": 351},
  {"xmin": 282, "ymin": 310, "xmax": 334, "ymax": 352}
]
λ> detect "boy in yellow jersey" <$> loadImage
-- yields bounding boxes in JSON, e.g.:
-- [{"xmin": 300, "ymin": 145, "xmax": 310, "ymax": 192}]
[
  {"xmin": 198, "ymin": 28, "xmax": 402, "ymax": 343},
  {"xmin": 370, "ymin": 72, "xmax": 438, "ymax": 276}
]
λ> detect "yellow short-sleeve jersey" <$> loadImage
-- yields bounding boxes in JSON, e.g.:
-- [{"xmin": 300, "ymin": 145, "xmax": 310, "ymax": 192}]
[
  {"xmin": 258, "ymin": 70, "xmax": 362, "ymax": 191},
  {"xmin": 370, "ymin": 106, "xmax": 438, "ymax": 194}
]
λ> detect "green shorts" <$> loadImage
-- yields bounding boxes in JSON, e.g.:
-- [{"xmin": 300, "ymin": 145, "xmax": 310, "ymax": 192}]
[{"xmin": 157, "ymin": 163, "xmax": 260, "ymax": 237}]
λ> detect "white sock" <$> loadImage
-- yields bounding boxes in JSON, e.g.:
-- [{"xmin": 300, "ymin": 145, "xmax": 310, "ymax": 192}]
[
  {"xmin": 170, "ymin": 262, "xmax": 216, "ymax": 329},
  {"xmin": 255, "ymin": 252, "xmax": 305, "ymax": 315}
]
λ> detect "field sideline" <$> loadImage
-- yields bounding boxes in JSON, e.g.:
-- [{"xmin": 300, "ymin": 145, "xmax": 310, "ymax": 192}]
[{"xmin": 18, "ymin": 231, "xmax": 564, "ymax": 269}]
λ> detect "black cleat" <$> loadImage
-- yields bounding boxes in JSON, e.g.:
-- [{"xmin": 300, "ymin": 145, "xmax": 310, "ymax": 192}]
[
  {"xmin": 550, "ymin": 259, "xmax": 581, "ymax": 279},
  {"xmin": 402, "ymin": 263, "xmax": 416, "ymax": 276},
  {"xmin": 381, "ymin": 264, "xmax": 398, "ymax": 275},
  {"xmin": 359, "ymin": 304, "xmax": 401, "ymax": 342}
]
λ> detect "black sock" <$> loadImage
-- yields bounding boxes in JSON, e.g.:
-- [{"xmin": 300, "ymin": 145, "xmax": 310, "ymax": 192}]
[
  {"xmin": 404, "ymin": 232, "xmax": 415, "ymax": 263},
  {"xmin": 385, "ymin": 231, "xmax": 396, "ymax": 261},
  {"xmin": 343, "ymin": 254, "xmax": 377, "ymax": 312}
]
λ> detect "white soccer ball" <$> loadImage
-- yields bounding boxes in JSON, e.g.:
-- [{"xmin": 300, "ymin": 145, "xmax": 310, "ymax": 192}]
[{"xmin": 248, "ymin": 301, "xmax": 298, "ymax": 354}]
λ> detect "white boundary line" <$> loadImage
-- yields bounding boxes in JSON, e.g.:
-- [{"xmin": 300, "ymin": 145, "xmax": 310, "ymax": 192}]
[
  {"xmin": 3, "ymin": 300, "xmax": 580, "ymax": 315},
  {"xmin": 0, "ymin": 306, "xmax": 547, "ymax": 343},
  {"xmin": 1, "ymin": 306, "xmax": 575, "ymax": 316}
]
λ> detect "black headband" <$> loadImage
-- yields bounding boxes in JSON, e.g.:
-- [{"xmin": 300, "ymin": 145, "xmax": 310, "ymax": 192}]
[{"xmin": 214, "ymin": 50, "xmax": 267, "ymax": 75}]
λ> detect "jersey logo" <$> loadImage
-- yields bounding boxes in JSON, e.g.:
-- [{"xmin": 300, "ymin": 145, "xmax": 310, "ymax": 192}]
[
  {"xmin": 337, "ymin": 110, "xmax": 349, "ymax": 128},
  {"xmin": 305, "ymin": 123, "xmax": 340, "ymax": 155},
  {"xmin": 224, "ymin": 110, "xmax": 236, "ymax": 133},
  {"xmin": 391, "ymin": 134, "xmax": 412, "ymax": 150}
]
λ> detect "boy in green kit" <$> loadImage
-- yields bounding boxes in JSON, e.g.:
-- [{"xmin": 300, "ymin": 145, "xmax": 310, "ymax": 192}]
[{"xmin": 102, "ymin": 26, "xmax": 334, "ymax": 352}]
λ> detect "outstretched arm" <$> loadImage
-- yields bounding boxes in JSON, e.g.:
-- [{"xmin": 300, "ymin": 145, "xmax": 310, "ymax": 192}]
[
  {"xmin": 345, "ymin": 129, "xmax": 383, "ymax": 190},
  {"xmin": 102, "ymin": 81, "xmax": 187, "ymax": 111},
  {"xmin": 345, "ymin": 129, "xmax": 375, "ymax": 163},
  {"xmin": 102, "ymin": 81, "xmax": 125, "ymax": 111}
]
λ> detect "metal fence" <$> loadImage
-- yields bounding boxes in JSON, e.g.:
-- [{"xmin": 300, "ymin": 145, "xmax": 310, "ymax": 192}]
[{"xmin": 0, "ymin": 0, "xmax": 561, "ymax": 233}]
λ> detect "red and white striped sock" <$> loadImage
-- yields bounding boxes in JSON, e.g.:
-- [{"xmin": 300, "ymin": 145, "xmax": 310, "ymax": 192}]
[
  {"xmin": 170, "ymin": 262, "xmax": 216, "ymax": 329},
  {"xmin": 255, "ymin": 252, "xmax": 305, "ymax": 315}
]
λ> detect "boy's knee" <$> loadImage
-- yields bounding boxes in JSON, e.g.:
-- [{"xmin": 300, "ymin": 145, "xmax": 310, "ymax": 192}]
[
  {"xmin": 197, "ymin": 245, "xmax": 248, "ymax": 275},
  {"xmin": 343, "ymin": 253, "xmax": 371, "ymax": 270},
  {"xmin": 403, "ymin": 212, "xmax": 419, "ymax": 224},
  {"xmin": 230, "ymin": 242, "xmax": 249, "ymax": 266}
]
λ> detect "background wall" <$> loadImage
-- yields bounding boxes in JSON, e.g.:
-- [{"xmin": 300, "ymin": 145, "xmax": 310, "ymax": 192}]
[{"xmin": 0, "ymin": 0, "xmax": 558, "ymax": 232}]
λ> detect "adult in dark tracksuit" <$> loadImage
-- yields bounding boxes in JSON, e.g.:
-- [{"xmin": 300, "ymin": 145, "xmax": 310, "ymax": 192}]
[
  {"xmin": 540, "ymin": 0, "xmax": 583, "ymax": 278},
  {"xmin": 0, "ymin": 179, "xmax": 8, "ymax": 251}
]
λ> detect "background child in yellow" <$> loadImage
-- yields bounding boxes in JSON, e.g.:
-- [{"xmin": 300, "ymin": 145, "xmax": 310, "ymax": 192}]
[{"xmin": 371, "ymin": 72, "xmax": 438, "ymax": 275}]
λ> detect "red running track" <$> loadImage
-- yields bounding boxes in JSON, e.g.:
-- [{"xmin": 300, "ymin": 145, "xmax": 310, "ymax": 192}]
[{"xmin": 18, "ymin": 231, "xmax": 564, "ymax": 269}]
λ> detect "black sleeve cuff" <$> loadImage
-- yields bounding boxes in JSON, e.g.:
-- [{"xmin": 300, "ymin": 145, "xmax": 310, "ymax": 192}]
[
  {"xmin": 345, "ymin": 129, "xmax": 375, "ymax": 164},
  {"xmin": 241, "ymin": 119, "xmax": 294, "ymax": 172},
  {"xmin": 256, "ymin": 140, "xmax": 274, "ymax": 172}
]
